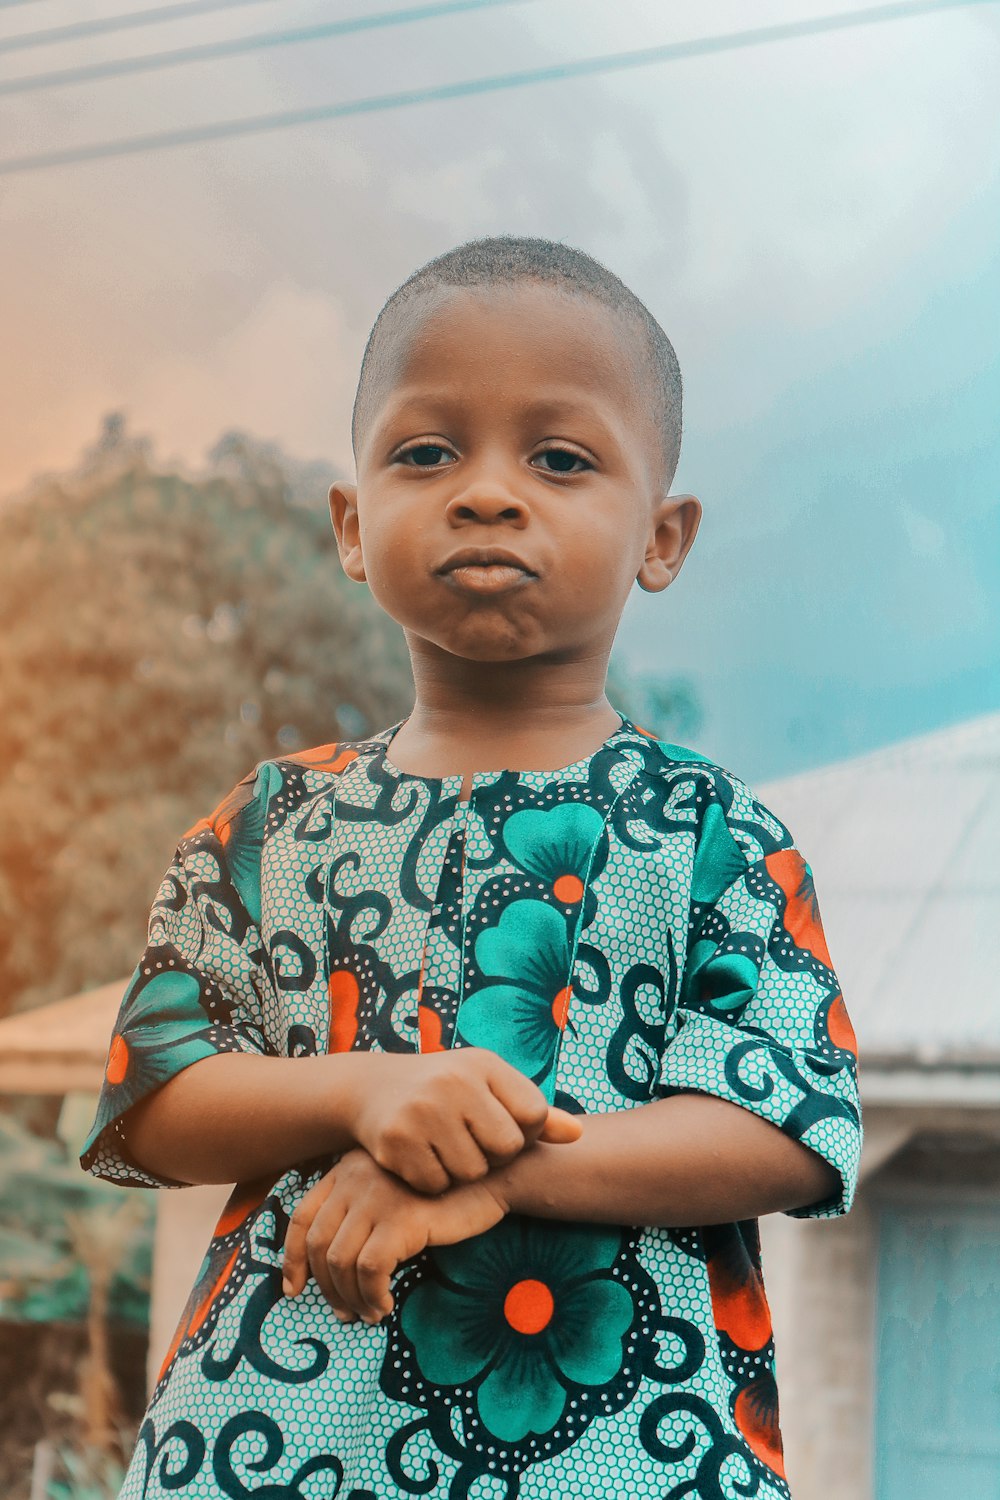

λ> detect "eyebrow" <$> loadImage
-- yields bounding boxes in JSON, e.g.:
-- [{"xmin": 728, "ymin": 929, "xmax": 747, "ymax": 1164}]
[{"xmin": 377, "ymin": 389, "xmax": 621, "ymax": 438}]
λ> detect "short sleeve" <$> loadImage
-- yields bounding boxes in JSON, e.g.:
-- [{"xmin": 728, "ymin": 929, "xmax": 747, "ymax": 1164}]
[
  {"xmin": 80, "ymin": 765, "xmax": 276, "ymax": 1189},
  {"xmin": 656, "ymin": 841, "xmax": 862, "ymax": 1219}
]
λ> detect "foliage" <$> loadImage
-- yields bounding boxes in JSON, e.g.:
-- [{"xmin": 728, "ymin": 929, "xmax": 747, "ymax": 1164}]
[
  {"xmin": 0, "ymin": 417, "xmax": 415, "ymax": 1018},
  {"xmin": 0, "ymin": 1113, "xmax": 152, "ymax": 1325},
  {"xmin": 46, "ymin": 1445, "xmax": 127, "ymax": 1500},
  {"xmin": 608, "ymin": 666, "xmax": 703, "ymax": 745}
]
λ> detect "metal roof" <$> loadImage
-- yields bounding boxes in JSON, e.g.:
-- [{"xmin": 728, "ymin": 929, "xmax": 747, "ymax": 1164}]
[
  {"xmin": 0, "ymin": 981, "xmax": 122, "ymax": 1094},
  {"xmin": 759, "ymin": 711, "xmax": 1000, "ymax": 1068}
]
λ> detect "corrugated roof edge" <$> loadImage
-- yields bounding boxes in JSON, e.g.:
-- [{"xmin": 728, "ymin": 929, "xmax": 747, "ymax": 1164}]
[{"xmin": 759, "ymin": 709, "xmax": 1000, "ymax": 802}]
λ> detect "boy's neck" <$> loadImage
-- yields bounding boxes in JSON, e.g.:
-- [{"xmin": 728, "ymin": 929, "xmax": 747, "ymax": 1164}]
[{"xmin": 386, "ymin": 647, "xmax": 621, "ymax": 780}]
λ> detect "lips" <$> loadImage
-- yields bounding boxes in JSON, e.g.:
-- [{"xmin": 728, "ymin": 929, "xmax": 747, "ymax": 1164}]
[
  {"xmin": 436, "ymin": 548, "xmax": 538, "ymax": 596},
  {"xmin": 437, "ymin": 548, "xmax": 536, "ymax": 577}
]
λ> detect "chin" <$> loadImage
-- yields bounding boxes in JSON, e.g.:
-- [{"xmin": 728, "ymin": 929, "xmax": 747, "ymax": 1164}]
[{"xmin": 435, "ymin": 623, "xmax": 537, "ymax": 663}]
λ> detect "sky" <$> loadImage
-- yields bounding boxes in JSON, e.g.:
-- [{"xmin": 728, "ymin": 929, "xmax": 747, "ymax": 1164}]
[{"xmin": 1, "ymin": 0, "xmax": 998, "ymax": 782}]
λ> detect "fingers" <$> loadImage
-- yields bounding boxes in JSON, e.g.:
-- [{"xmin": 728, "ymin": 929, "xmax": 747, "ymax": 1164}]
[
  {"xmin": 281, "ymin": 1150, "xmax": 418, "ymax": 1324},
  {"xmin": 283, "ymin": 1170, "xmax": 336, "ymax": 1297},
  {"xmin": 324, "ymin": 1211, "xmax": 374, "ymax": 1322},
  {"xmin": 284, "ymin": 1169, "xmax": 357, "ymax": 1321},
  {"xmin": 433, "ymin": 1129, "xmax": 491, "ymax": 1186},
  {"xmin": 354, "ymin": 1225, "xmax": 402, "ymax": 1321},
  {"xmin": 374, "ymin": 1134, "xmax": 451, "ymax": 1196},
  {"xmin": 466, "ymin": 1091, "xmax": 527, "ymax": 1166},
  {"xmin": 485, "ymin": 1060, "xmax": 550, "ymax": 1144},
  {"xmin": 538, "ymin": 1106, "xmax": 584, "ymax": 1144}
]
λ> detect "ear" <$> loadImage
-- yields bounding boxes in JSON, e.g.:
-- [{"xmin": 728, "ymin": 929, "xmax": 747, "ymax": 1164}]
[
  {"xmin": 328, "ymin": 481, "xmax": 366, "ymax": 583},
  {"xmin": 636, "ymin": 493, "xmax": 702, "ymax": 594}
]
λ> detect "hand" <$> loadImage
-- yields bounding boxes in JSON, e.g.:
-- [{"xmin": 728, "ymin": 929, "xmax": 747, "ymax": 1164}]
[
  {"xmin": 352, "ymin": 1049, "xmax": 581, "ymax": 1194},
  {"xmin": 282, "ymin": 1148, "xmax": 508, "ymax": 1323}
]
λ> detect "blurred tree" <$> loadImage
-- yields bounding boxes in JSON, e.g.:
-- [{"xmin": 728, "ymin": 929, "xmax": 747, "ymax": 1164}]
[
  {"xmin": 0, "ymin": 1113, "xmax": 152, "ymax": 1326},
  {"xmin": 605, "ymin": 662, "xmax": 703, "ymax": 746},
  {"xmin": 0, "ymin": 417, "xmax": 414, "ymax": 1018}
]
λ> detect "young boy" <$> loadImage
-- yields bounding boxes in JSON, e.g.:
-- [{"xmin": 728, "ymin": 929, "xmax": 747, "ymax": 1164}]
[{"xmin": 81, "ymin": 236, "xmax": 861, "ymax": 1500}]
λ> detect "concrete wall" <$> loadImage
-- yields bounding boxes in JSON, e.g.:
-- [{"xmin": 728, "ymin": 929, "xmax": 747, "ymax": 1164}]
[
  {"xmin": 148, "ymin": 1181, "xmax": 230, "ymax": 1393},
  {"xmin": 761, "ymin": 1105, "xmax": 1000, "ymax": 1500},
  {"xmin": 762, "ymin": 1187, "xmax": 878, "ymax": 1499}
]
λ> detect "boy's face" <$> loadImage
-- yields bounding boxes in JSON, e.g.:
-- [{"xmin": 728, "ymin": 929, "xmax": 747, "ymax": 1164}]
[{"xmin": 330, "ymin": 282, "xmax": 700, "ymax": 665}]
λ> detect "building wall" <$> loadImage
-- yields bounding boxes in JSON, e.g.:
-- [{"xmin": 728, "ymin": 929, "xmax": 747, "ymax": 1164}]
[
  {"xmin": 148, "ymin": 1181, "xmax": 231, "ymax": 1393},
  {"xmin": 761, "ymin": 1105, "xmax": 1000, "ymax": 1500},
  {"xmin": 763, "ymin": 1192, "xmax": 877, "ymax": 1500}
]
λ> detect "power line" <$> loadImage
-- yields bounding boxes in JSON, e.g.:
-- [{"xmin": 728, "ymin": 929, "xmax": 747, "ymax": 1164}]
[
  {"xmin": 0, "ymin": 0, "xmax": 526, "ymax": 91},
  {"xmin": 0, "ymin": 0, "xmax": 276, "ymax": 56},
  {"xmin": 1, "ymin": 0, "xmax": 995, "ymax": 177}
]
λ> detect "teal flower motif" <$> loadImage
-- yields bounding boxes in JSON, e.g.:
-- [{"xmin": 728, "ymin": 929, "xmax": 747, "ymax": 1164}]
[
  {"xmin": 398, "ymin": 1217, "xmax": 635, "ymax": 1444},
  {"xmin": 218, "ymin": 762, "xmax": 284, "ymax": 926},
  {"xmin": 691, "ymin": 802, "xmax": 747, "ymax": 907},
  {"xmin": 103, "ymin": 966, "xmax": 223, "ymax": 1093},
  {"xmin": 502, "ymin": 803, "xmax": 606, "ymax": 903},
  {"xmin": 456, "ymin": 899, "xmax": 574, "ymax": 1090},
  {"xmin": 684, "ymin": 939, "xmax": 760, "ymax": 1016}
]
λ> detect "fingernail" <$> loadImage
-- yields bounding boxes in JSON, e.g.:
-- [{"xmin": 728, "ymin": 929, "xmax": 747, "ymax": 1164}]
[{"xmin": 282, "ymin": 1277, "xmax": 293, "ymax": 1297}]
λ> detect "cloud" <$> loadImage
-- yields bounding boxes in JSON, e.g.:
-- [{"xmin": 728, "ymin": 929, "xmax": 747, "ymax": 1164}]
[{"xmin": 126, "ymin": 277, "xmax": 358, "ymax": 471}]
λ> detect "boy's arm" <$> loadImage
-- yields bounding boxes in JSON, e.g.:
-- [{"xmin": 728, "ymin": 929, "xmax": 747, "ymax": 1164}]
[
  {"xmin": 489, "ymin": 1091, "xmax": 840, "ymax": 1225},
  {"xmin": 123, "ymin": 1052, "xmax": 372, "ymax": 1186},
  {"xmin": 282, "ymin": 1091, "xmax": 839, "ymax": 1322},
  {"xmin": 123, "ymin": 1047, "xmax": 580, "ymax": 1190}
]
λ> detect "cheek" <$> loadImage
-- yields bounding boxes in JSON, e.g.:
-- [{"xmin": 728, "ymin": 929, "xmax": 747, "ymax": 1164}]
[
  {"xmin": 563, "ymin": 517, "xmax": 646, "ymax": 599},
  {"xmin": 357, "ymin": 519, "xmax": 437, "ymax": 626},
  {"xmin": 356, "ymin": 513, "xmax": 401, "ymax": 584}
]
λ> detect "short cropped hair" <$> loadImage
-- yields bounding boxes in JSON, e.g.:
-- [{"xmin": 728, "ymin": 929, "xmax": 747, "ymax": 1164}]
[{"xmin": 351, "ymin": 235, "xmax": 682, "ymax": 489}]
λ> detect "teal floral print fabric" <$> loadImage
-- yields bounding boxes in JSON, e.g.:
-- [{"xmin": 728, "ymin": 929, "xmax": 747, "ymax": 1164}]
[{"xmin": 81, "ymin": 715, "xmax": 861, "ymax": 1500}]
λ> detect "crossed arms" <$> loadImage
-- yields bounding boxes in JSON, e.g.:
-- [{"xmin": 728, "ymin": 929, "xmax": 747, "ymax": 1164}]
[{"xmin": 124, "ymin": 1046, "xmax": 839, "ymax": 1324}]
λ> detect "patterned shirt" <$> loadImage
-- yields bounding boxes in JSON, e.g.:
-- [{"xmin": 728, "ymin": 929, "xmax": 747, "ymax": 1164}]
[{"xmin": 81, "ymin": 713, "xmax": 861, "ymax": 1500}]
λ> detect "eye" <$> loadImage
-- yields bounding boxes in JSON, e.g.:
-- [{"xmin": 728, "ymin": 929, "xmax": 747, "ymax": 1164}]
[
  {"xmin": 532, "ymin": 447, "xmax": 592, "ymax": 474},
  {"xmin": 397, "ymin": 443, "xmax": 454, "ymax": 468}
]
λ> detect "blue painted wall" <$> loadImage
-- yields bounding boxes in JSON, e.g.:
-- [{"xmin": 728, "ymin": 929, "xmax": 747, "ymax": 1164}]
[{"xmin": 875, "ymin": 1196, "xmax": 1000, "ymax": 1499}]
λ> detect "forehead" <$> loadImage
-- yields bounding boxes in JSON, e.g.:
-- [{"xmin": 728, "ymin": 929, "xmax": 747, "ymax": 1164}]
[{"xmin": 366, "ymin": 281, "xmax": 657, "ymax": 444}]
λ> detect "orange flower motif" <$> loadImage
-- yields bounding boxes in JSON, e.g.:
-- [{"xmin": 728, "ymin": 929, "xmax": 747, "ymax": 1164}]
[
  {"xmin": 734, "ymin": 1378, "xmax": 786, "ymax": 1478},
  {"xmin": 285, "ymin": 745, "xmax": 360, "ymax": 775},
  {"xmin": 763, "ymin": 849, "xmax": 833, "ymax": 970},
  {"xmin": 707, "ymin": 1252, "xmax": 773, "ymax": 1353},
  {"xmin": 105, "ymin": 1034, "xmax": 129, "ymax": 1085},
  {"xmin": 156, "ymin": 1173, "xmax": 274, "ymax": 1387},
  {"xmin": 327, "ymin": 970, "xmax": 360, "ymax": 1053},
  {"xmin": 180, "ymin": 779, "xmax": 255, "ymax": 845},
  {"xmin": 503, "ymin": 1278, "xmax": 555, "ymax": 1335},
  {"xmin": 705, "ymin": 1224, "xmax": 785, "ymax": 1480},
  {"xmin": 825, "ymin": 992, "xmax": 857, "ymax": 1056},
  {"xmin": 417, "ymin": 1005, "xmax": 445, "ymax": 1052}
]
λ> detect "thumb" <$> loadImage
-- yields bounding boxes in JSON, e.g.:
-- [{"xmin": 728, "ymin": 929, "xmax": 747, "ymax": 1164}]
[{"xmin": 538, "ymin": 1107, "xmax": 584, "ymax": 1144}]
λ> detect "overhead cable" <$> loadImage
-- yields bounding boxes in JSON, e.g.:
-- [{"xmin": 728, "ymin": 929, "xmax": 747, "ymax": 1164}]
[
  {"xmin": 1, "ymin": 0, "xmax": 996, "ymax": 176},
  {"xmin": 0, "ymin": 0, "xmax": 526, "ymax": 89},
  {"xmin": 0, "ymin": 0, "xmax": 276, "ymax": 56}
]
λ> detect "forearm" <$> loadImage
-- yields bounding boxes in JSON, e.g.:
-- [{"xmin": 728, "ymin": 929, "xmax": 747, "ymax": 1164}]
[
  {"xmin": 491, "ymin": 1092, "xmax": 840, "ymax": 1226},
  {"xmin": 123, "ymin": 1052, "xmax": 377, "ymax": 1185}
]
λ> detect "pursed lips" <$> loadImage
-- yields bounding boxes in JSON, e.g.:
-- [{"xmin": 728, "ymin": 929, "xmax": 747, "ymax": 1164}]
[{"xmin": 436, "ymin": 549, "xmax": 538, "ymax": 593}]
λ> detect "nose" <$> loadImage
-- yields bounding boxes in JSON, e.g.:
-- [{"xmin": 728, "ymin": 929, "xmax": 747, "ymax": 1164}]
[{"xmin": 444, "ymin": 476, "xmax": 529, "ymax": 528}]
